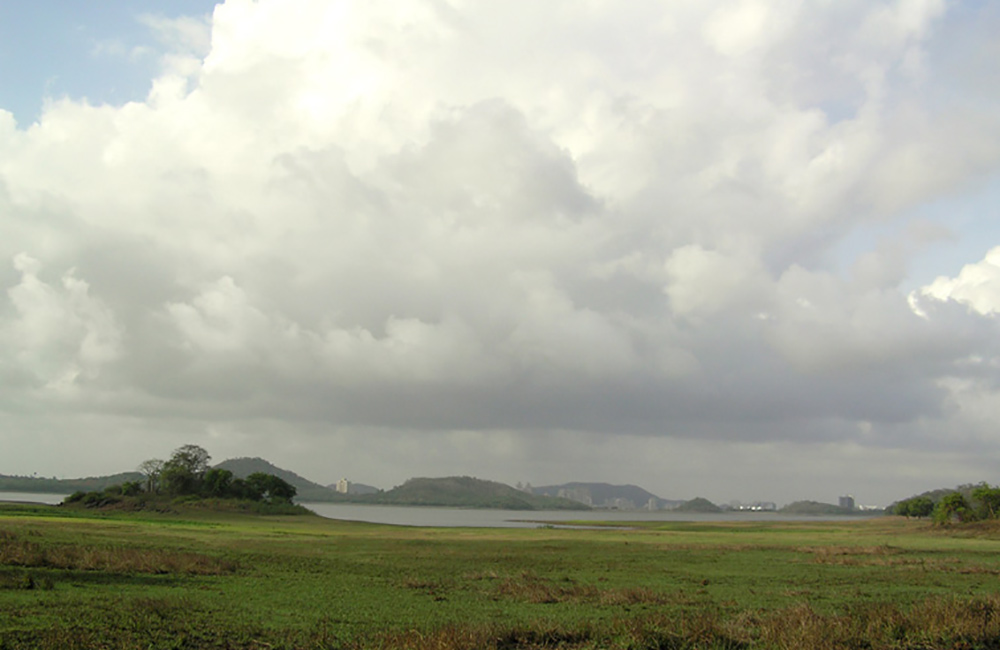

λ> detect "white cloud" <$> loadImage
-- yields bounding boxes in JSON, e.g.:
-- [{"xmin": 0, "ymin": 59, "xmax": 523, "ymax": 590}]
[
  {"xmin": 704, "ymin": 0, "xmax": 798, "ymax": 59},
  {"xmin": 664, "ymin": 245, "xmax": 769, "ymax": 318},
  {"xmin": 918, "ymin": 246, "xmax": 1000, "ymax": 315},
  {"xmin": 167, "ymin": 276, "xmax": 274, "ymax": 353},
  {"xmin": 1, "ymin": 0, "xmax": 999, "ymax": 504},
  {"xmin": 1, "ymin": 254, "xmax": 121, "ymax": 390}
]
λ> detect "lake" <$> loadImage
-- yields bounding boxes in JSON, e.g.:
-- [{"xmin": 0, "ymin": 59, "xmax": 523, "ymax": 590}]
[
  {"xmin": 301, "ymin": 502, "xmax": 880, "ymax": 527},
  {"xmin": 0, "ymin": 492, "xmax": 880, "ymax": 527},
  {"xmin": 0, "ymin": 491, "xmax": 66, "ymax": 505}
]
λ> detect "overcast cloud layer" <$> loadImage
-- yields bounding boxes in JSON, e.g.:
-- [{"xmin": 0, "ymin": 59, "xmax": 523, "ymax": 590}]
[{"xmin": 3, "ymin": 0, "xmax": 1000, "ymax": 506}]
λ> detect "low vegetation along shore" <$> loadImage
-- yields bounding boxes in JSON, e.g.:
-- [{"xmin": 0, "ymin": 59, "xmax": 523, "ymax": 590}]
[{"xmin": 4, "ymin": 499, "xmax": 1000, "ymax": 649}]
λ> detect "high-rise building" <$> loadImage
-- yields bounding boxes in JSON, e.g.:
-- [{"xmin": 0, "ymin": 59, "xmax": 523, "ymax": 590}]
[{"xmin": 839, "ymin": 495, "xmax": 855, "ymax": 510}]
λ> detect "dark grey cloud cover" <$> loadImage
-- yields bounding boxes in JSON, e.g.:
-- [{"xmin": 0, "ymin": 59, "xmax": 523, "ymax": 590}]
[{"xmin": 3, "ymin": 0, "xmax": 1000, "ymax": 506}]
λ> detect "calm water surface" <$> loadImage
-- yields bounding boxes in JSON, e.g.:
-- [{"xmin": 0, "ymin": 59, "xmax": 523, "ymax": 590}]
[
  {"xmin": 302, "ymin": 502, "xmax": 881, "ymax": 528},
  {"xmin": 0, "ymin": 492, "xmax": 881, "ymax": 527},
  {"xmin": 0, "ymin": 491, "xmax": 66, "ymax": 505}
]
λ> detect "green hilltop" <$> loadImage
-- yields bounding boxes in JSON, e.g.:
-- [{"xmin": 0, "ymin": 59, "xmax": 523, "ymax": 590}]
[
  {"xmin": 213, "ymin": 457, "xmax": 341, "ymax": 502},
  {"xmin": 780, "ymin": 500, "xmax": 856, "ymax": 515},
  {"xmin": 674, "ymin": 497, "xmax": 722, "ymax": 513},
  {"xmin": 365, "ymin": 476, "xmax": 590, "ymax": 510}
]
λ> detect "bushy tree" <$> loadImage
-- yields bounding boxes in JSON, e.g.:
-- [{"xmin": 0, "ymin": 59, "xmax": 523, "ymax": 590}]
[
  {"xmin": 169, "ymin": 445, "xmax": 211, "ymax": 476},
  {"xmin": 65, "ymin": 491, "xmax": 87, "ymax": 504},
  {"xmin": 971, "ymin": 483, "xmax": 1000, "ymax": 520},
  {"xmin": 933, "ymin": 492, "xmax": 973, "ymax": 524},
  {"xmin": 203, "ymin": 468, "xmax": 234, "ymax": 498},
  {"xmin": 161, "ymin": 464, "xmax": 196, "ymax": 495},
  {"xmin": 228, "ymin": 477, "xmax": 255, "ymax": 501},
  {"xmin": 894, "ymin": 496, "xmax": 934, "ymax": 518},
  {"xmin": 245, "ymin": 472, "xmax": 297, "ymax": 503},
  {"xmin": 121, "ymin": 481, "xmax": 143, "ymax": 497}
]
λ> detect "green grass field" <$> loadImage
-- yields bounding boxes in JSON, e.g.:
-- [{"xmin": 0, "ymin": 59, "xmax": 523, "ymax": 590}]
[{"xmin": 3, "ymin": 503, "xmax": 1000, "ymax": 649}]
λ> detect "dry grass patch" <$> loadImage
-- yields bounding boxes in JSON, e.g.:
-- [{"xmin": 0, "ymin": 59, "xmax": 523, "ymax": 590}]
[
  {"xmin": 366, "ymin": 597, "xmax": 1000, "ymax": 650},
  {"xmin": 472, "ymin": 570, "xmax": 679, "ymax": 607},
  {"xmin": 0, "ymin": 530, "xmax": 235, "ymax": 575},
  {"xmin": 799, "ymin": 544, "xmax": 1000, "ymax": 576},
  {"xmin": 355, "ymin": 622, "xmax": 598, "ymax": 650},
  {"xmin": 491, "ymin": 572, "xmax": 597, "ymax": 604},
  {"xmin": 800, "ymin": 544, "xmax": 937, "ymax": 568}
]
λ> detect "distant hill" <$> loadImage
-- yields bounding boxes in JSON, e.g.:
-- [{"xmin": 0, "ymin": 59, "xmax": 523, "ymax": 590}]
[
  {"xmin": 0, "ymin": 472, "xmax": 144, "ymax": 494},
  {"xmin": 365, "ymin": 476, "xmax": 590, "ymax": 510},
  {"xmin": 780, "ymin": 500, "xmax": 855, "ymax": 515},
  {"xmin": 531, "ymin": 482, "xmax": 680, "ymax": 509},
  {"xmin": 214, "ymin": 458, "xmax": 341, "ymax": 502},
  {"xmin": 674, "ymin": 497, "xmax": 722, "ymax": 513}
]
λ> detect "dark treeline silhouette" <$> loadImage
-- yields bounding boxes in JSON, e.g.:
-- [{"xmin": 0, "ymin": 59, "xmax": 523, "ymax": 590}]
[{"xmin": 64, "ymin": 444, "xmax": 296, "ymax": 508}]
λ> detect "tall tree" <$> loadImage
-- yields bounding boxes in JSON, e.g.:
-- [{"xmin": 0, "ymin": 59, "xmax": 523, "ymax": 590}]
[
  {"xmin": 168, "ymin": 445, "xmax": 211, "ymax": 476},
  {"xmin": 138, "ymin": 458, "xmax": 165, "ymax": 493},
  {"xmin": 972, "ymin": 483, "xmax": 1000, "ymax": 519},
  {"xmin": 161, "ymin": 444, "xmax": 212, "ymax": 495}
]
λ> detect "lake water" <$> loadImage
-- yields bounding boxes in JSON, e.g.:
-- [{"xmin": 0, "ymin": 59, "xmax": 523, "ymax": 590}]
[
  {"xmin": 301, "ymin": 502, "xmax": 880, "ymax": 528},
  {"xmin": 0, "ymin": 492, "xmax": 881, "ymax": 527},
  {"xmin": 0, "ymin": 491, "xmax": 66, "ymax": 505}
]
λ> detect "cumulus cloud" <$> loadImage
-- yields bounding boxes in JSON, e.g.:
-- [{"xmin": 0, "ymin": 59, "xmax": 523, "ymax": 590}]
[
  {"xmin": 918, "ymin": 247, "xmax": 1000, "ymax": 315},
  {"xmin": 1, "ymin": 254, "xmax": 122, "ymax": 391},
  {"xmin": 1, "ymin": 0, "xmax": 1000, "ymax": 504}
]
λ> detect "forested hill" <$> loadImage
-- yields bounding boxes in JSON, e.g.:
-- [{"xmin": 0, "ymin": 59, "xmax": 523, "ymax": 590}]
[
  {"xmin": 779, "ymin": 500, "xmax": 856, "ymax": 515},
  {"xmin": 531, "ymin": 482, "xmax": 680, "ymax": 509},
  {"xmin": 213, "ymin": 458, "xmax": 341, "ymax": 502},
  {"xmin": 367, "ymin": 476, "xmax": 591, "ymax": 510},
  {"xmin": 674, "ymin": 497, "xmax": 722, "ymax": 513},
  {"xmin": 0, "ymin": 472, "xmax": 144, "ymax": 494}
]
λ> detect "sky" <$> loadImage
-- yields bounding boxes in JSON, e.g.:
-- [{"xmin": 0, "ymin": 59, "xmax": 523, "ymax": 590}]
[{"xmin": 2, "ymin": 0, "xmax": 1000, "ymax": 508}]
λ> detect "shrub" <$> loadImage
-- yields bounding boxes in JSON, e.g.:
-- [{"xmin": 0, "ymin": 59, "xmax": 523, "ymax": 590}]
[
  {"xmin": 64, "ymin": 491, "xmax": 87, "ymax": 504},
  {"xmin": 934, "ymin": 492, "xmax": 974, "ymax": 524},
  {"xmin": 894, "ymin": 496, "xmax": 934, "ymax": 518},
  {"xmin": 121, "ymin": 481, "xmax": 143, "ymax": 497}
]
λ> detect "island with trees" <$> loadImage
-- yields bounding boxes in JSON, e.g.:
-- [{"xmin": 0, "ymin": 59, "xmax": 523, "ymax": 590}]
[{"xmin": 63, "ymin": 444, "xmax": 307, "ymax": 514}]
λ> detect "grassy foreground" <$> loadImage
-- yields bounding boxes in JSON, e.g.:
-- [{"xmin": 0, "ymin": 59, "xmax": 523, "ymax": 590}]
[{"xmin": 3, "ymin": 505, "xmax": 1000, "ymax": 649}]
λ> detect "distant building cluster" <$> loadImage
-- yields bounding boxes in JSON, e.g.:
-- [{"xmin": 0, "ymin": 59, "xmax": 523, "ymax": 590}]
[
  {"xmin": 557, "ymin": 487, "xmax": 593, "ymax": 506},
  {"xmin": 514, "ymin": 481, "xmax": 871, "ymax": 513},
  {"xmin": 724, "ymin": 501, "xmax": 778, "ymax": 512},
  {"xmin": 557, "ymin": 486, "xmax": 643, "ymax": 509},
  {"xmin": 329, "ymin": 478, "xmax": 380, "ymax": 496}
]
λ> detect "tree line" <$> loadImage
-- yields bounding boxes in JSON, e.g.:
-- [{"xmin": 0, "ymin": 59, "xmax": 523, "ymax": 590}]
[
  {"xmin": 892, "ymin": 483, "xmax": 1000, "ymax": 524},
  {"xmin": 66, "ymin": 444, "xmax": 296, "ymax": 507}
]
